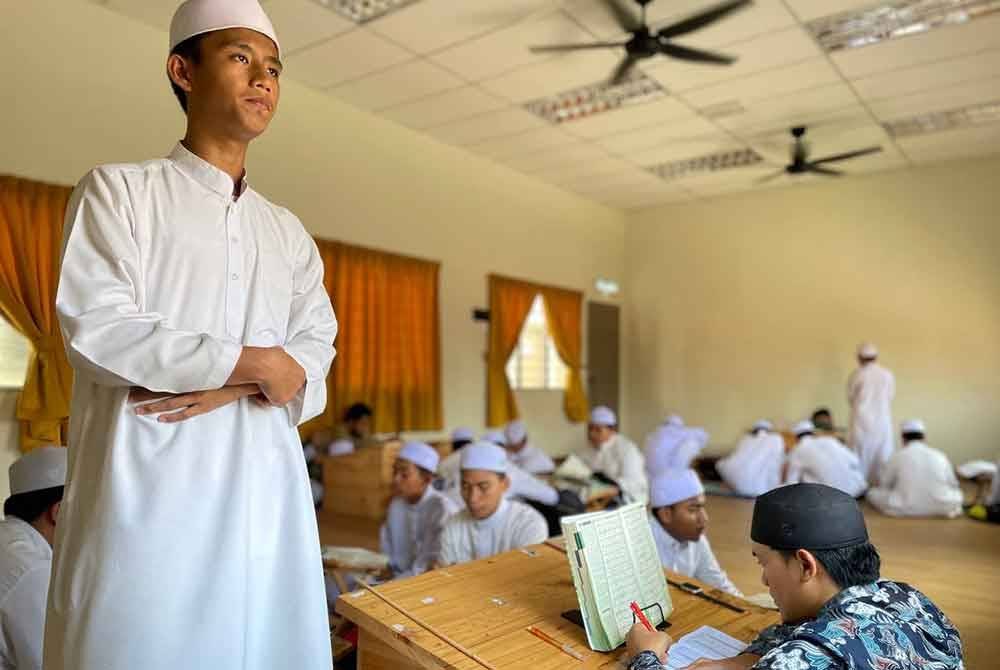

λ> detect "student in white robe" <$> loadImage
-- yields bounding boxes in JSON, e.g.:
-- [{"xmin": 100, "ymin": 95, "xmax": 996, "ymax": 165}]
[
  {"xmin": 785, "ymin": 421, "xmax": 867, "ymax": 498},
  {"xmin": 47, "ymin": 3, "xmax": 338, "ymax": 669},
  {"xmin": 576, "ymin": 406, "xmax": 648, "ymax": 504},
  {"xmin": 436, "ymin": 427, "xmax": 474, "ymax": 495},
  {"xmin": 647, "ymin": 469, "xmax": 741, "ymax": 596},
  {"xmin": 716, "ymin": 420, "xmax": 785, "ymax": 497},
  {"xmin": 644, "ymin": 414, "xmax": 708, "ymax": 476},
  {"xmin": 504, "ymin": 419, "xmax": 555, "ymax": 475},
  {"xmin": 380, "ymin": 442, "xmax": 459, "ymax": 578},
  {"xmin": 848, "ymin": 342, "xmax": 896, "ymax": 484},
  {"xmin": 0, "ymin": 447, "xmax": 66, "ymax": 670},
  {"xmin": 867, "ymin": 420, "xmax": 963, "ymax": 518},
  {"xmin": 439, "ymin": 443, "xmax": 548, "ymax": 565}
]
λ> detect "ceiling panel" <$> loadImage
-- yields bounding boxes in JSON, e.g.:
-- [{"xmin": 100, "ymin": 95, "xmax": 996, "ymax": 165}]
[
  {"xmin": 562, "ymin": 98, "xmax": 696, "ymax": 140},
  {"xmin": 503, "ymin": 141, "xmax": 621, "ymax": 173},
  {"xmin": 897, "ymin": 123, "xmax": 1000, "ymax": 164},
  {"xmin": 328, "ymin": 59, "xmax": 465, "ymax": 111},
  {"xmin": 262, "ymin": 0, "xmax": 354, "ymax": 54},
  {"xmin": 99, "ymin": 0, "xmax": 176, "ymax": 32},
  {"xmin": 850, "ymin": 49, "xmax": 1000, "ymax": 103},
  {"xmin": 479, "ymin": 49, "xmax": 622, "ymax": 103},
  {"xmin": 378, "ymin": 86, "xmax": 508, "ymax": 129},
  {"xmin": 869, "ymin": 76, "xmax": 1000, "ymax": 122},
  {"xmin": 783, "ymin": 0, "xmax": 877, "ymax": 22},
  {"xmin": 711, "ymin": 82, "xmax": 861, "ymax": 133},
  {"xmin": 465, "ymin": 126, "xmax": 580, "ymax": 160},
  {"xmin": 424, "ymin": 107, "xmax": 546, "ymax": 146},
  {"xmin": 597, "ymin": 115, "xmax": 723, "ymax": 155},
  {"xmin": 535, "ymin": 156, "xmax": 641, "ymax": 184},
  {"xmin": 679, "ymin": 58, "xmax": 842, "ymax": 110},
  {"xmin": 285, "ymin": 29, "xmax": 413, "ymax": 88},
  {"xmin": 629, "ymin": 136, "xmax": 747, "ymax": 168}
]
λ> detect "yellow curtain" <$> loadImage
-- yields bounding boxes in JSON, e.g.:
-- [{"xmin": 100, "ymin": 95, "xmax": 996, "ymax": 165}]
[
  {"xmin": 300, "ymin": 240, "xmax": 442, "ymax": 439},
  {"xmin": 540, "ymin": 285, "xmax": 588, "ymax": 422},
  {"xmin": 0, "ymin": 176, "xmax": 74, "ymax": 451},
  {"xmin": 485, "ymin": 275, "xmax": 545, "ymax": 426}
]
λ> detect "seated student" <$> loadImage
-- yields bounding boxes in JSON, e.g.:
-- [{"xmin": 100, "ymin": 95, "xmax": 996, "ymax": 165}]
[
  {"xmin": 439, "ymin": 443, "xmax": 548, "ymax": 565},
  {"xmin": 576, "ymin": 406, "xmax": 648, "ymax": 504},
  {"xmin": 867, "ymin": 420, "xmax": 962, "ymax": 518},
  {"xmin": 380, "ymin": 442, "xmax": 458, "ymax": 578},
  {"xmin": 1, "ymin": 446, "xmax": 67, "ymax": 670},
  {"xmin": 436, "ymin": 427, "xmax": 475, "ymax": 492},
  {"xmin": 504, "ymin": 420, "xmax": 555, "ymax": 475},
  {"xmin": 626, "ymin": 483, "xmax": 963, "ymax": 670},
  {"xmin": 644, "ymin": 414, "xmax": 709, "ymax": 475},
  {"xmin": 716, "ymin": 420, "xmax": 785, "ymax": 497},
  {"xmin": 450, "ymin": 429, "xmax": 559, "ymax": 509},
  {"xmin": 784, "ymin": 421, "xmax": 867, "ymax": 498},
  {"xmin": 811, "ymin": 407, "xmax": 846, "ymax": 442},
  {"xmin": 339, "ymin": 402, "xmax": 376, "ymax": 447},
  {"xmin": 648, "ymin": 469, "xmax": 741, "ymax": 596}
]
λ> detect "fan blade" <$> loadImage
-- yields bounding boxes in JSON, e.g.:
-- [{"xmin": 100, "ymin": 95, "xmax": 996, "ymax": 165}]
[
  {"xmin": 810, "ymin": 146, "xmax": 882, "ymax": 165},
  {"xmin": 610, "ymin": 54, "xmax": 640, "ymax": 85},
  {"xmin": 529, "ymin": 41, "xmax": 628, "ymax": 53},
  {"xmin": 598, "ymin": 0, "xmax": 641, "ymax": 32},
  {"xmin": 756, "ymin": 169, "xmax": 787, "ymax": 184},
  {"xmin": 806, "ymin": 164, "xmax": 844, "ymax": 177},
  {"xmin": 657, "ymin": 41, "xmax": 736, "ymax": 65},
  {"xmin": 657, "ymin": 0, "xmax": 753, "ymax": 40}
]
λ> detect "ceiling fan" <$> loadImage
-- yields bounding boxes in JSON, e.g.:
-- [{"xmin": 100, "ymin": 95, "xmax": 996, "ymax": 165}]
[
  {"xmin": 757, "ymin": 126, "xmax": 883, "ymax": 183},
  {"xmin": 529, "ymin": 0, "xmax": 753, "ymax": 85}
]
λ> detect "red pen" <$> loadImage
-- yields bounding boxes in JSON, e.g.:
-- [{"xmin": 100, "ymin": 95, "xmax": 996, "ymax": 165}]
[{"xmin": 630, "ymin": 601, "xmax": 654, "ymax": 632}]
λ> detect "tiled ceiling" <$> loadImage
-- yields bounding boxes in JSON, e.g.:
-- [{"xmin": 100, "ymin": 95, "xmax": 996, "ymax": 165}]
[{"xmin": 95, "ymin": 0, "xmax": 1000, "ymax": 210}]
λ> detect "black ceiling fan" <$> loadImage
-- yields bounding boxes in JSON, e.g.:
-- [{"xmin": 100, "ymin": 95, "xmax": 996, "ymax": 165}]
[
  {"xmin": 529, "ymin": 0, "xmax": 753, "ymax": 85},
  {"xmin": 757, "ymin": 126, "xmax": 883, "ymax": 183}
]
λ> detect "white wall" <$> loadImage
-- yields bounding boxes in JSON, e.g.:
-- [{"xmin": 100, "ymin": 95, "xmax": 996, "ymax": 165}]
[{"xmin": 1, "ymin": 1, "xmax": 628, "ymax": 457}]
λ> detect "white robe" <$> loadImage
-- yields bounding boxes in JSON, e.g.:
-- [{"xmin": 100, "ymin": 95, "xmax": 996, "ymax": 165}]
[
  {"xmin": 439, "ymin": 499, "xmax": 548, "ymax": 565},
  {"xmin": 47, "ymin": 145, "xmax": 337, "ymax": 670},
  {"xmin": 785, "ymin": 436, "xmax": 868, "ymax": 498},
  {"xmin": 576, "ymin": 434, "xmax": 648, "ymax": 504},
  {"xmin": 648, "ymin": 514, "xmax": 741, "ymax": 597},
  {"xmin": 848, "ymin": 362, "xmax": 896, "ymax": 484},
  {"xmin": 866, "ymin": 442, "xmax": 963, "ymax": 518},
  {"xmin": 644, "ymin": 424, "xmax": 708, "ymax": 476},
  {"xmin": 508, "ymin": 442, "xmax": 555, "ymax": 475},
  {"xmin": 379, "ymin": 487, "xmax": 458, "ymax": 578},
  {"xmin": 437, "ymin": 451, "xmax": 558, "ymax": 507},
  {"xmin": 716, "ymin": 431, "xmax": 785, "ymax": 497},
  {"xmin": 0, "ymin": 518, "xmax": 52, "ymax": 670}
]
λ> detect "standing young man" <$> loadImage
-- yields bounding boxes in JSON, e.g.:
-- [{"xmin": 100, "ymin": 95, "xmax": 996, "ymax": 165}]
[{"xmin": 46, "ymin": 2, "xmax": 338, "ymax": 669}]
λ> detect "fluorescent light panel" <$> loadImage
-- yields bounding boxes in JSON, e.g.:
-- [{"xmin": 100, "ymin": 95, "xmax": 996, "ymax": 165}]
[
  {"xmin": 884, "ymin": 99, "xmax": 1000, "ymax": 136},
  {"xmin": 647, "ymin": 148, "xmax": 763, "ymax": 181},
  {"xmin": 806, "ymin": 0, "xmax": 1000, "ymax": 53},
  {"xmin": 311, "ymin": 0, "xmax": 421, "ymax": 24},
  {"xmin": 523, "ymin": 72, "xmax": 667, "ymax": 125}
]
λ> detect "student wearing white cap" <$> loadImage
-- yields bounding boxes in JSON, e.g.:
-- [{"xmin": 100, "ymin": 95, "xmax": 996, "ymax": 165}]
[
  {"xmin": 784, "ymin": 421, "xmax": 867, "ymax": 498},
  {"xmin": 716, "ymin": 420, "xmax": 785, "ymax": 497},
  {"xmin": 575, "ymin": 406, "xmax": 648, "ymax": 504},
  {"xmin": 0, "ymin": 447, "xmax": 67, "ymax": 670},
  {"xmin": 643, "ymin": 413, "xmax": 709, "ymax": 476},
  {"xmin": 435, "ymin": 427, "xmax": 476, "ymax": 494},
  {"xmin": 867, "ymin": 420, "xmax": 963, "ymax": 518},
  {"xmin": 847, "ymin": 342, "xmax": 896, "ymax": 484},
  {"xmin": 647, "ymin": 469, "xmax": 741, "ymax": 596},
  {"xmin": 380, "ymin": 442, "xmax": 459, "ymax": 578},
  {"xmin": 504, "ymin": 419, "xmax": 555, "ymax": 475},
  {"xmin": 439, "ymin": 443, "xmax": 548, "ymax": 565},
  {"xmin": 47, "ymin": 3, "xmax": 337, "ymax": 669}
]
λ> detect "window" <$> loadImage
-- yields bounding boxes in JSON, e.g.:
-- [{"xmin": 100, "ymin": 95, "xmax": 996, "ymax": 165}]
[
  {"xmin": 0, "ymin": 319, "xmax": 30, "ymax": 389},
  {"xmin": 505, "ymin": 295, "xmax": 567, "ymax": 391}
]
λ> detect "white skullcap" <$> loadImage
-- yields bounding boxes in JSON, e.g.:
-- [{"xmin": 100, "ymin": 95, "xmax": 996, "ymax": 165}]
[
  {"xmin": 857, "ymin": 342, "xmax": 878, "ymax": 358},
  {"xmin": 9, "ymin": 446, "xmax": 67, "ymax": 497},
  {"xmin": 665, "ymin": 414, "xmax": 684, "ymax": 427},
  {"xmin": 752, "ymin": 419, "xmax": 773, "ymax": 432},
  {"xmin": 650, "ymin": 469, "xmax": 704, "ymax": 508},
  {"xmin": 481, "ymin": 429, "xmax": 507, "ymax": 447},
  {"xmin": 792, "ymin": 420, "xmax": 815, "ymax": 437},
  {"xmin": 589, "ymin": 406, "xmax": 617, "ymax": 427},
  {"xmin": 901, "ymin": 419, "xmax": 926, "ymax": 434},
  {"xmin": 398, "ymin": 441, "xmax": 439, "ymax": 473},
  {"xmin": 327, "ymin": 439, "xmax": 355, "ymax": 456},
  {"xmin": 169, "ymin": 0, "xmax": 280, "ymax": 56},
  {"xmin": 451, "ymin": 427, "xmax": 475, "ymax": 442},
  {"xmin": 505, "ymin": 420, "xmax": 527, "ymax": 445},
  {"xmin": 460, "ymin": 442, "xmax": 509, "ymax": 474}
]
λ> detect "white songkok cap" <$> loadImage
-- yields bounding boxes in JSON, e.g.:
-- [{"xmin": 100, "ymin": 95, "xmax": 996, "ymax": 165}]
[
  {"xmin": 327, "ymin": 439, "xmax": 355, "ymax": 456},
  {"xmin": 589, "ymin": 406, "xmax": 617, "ymax": 427},
  {"xmin": 398, "ymin": 441, "xmax": 439, "ymax": 473},
  {"xmin": 460, "ymin": 442, "xmax": 509, "ymax": 474},
  {"xmin": 665, "ymin": 414, "xmax": 684, "ymax": 427},
  {"xmin": 9, "ymin": 446, "xmax": 67, "ymax": 497},
  {"xmin": 481, "ymin": 429, "xmax": 507, "ymax": 446},
  {"xmin": 169, "ymin": 0, "xmax": 280, "ymax": 56},
  {"xmin": 793, "ymin": 420, "xmax": 815, "ymax": 437},
  {"xmin": 857, "ymin": 342, "xmax": 878, "ymax": 359},
  {"xmin": 451, "ymin": 427, "xmax": 475, "ymax": 442},
  {"xmin": 505, "ymin": 420, "xmax": 527, "ymax": 445},
  {"xmin": 650, "ymin": 469, "xmax": 704, "ymax": 508},
  {"xmin": 752, "ymin": 419, "xmax": 773, "ymax": 432},
  {"xmin": 901, "ymin": 419, "xmax": 926, "ymax": 434}
]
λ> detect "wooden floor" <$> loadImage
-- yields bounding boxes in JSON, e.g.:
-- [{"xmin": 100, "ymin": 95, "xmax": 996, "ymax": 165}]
[{"xmin": 319, "ymin": 494, "xmax": 1000, "ymax": 668}]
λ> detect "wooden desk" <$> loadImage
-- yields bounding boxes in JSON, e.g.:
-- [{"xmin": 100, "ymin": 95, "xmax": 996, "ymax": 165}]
[{"xmin": 337, "ymin": 541, "xmax": 779, "ymax": 669}]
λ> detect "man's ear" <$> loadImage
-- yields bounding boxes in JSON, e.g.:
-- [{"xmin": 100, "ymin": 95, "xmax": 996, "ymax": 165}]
[
  {"xmin": 48, "ymin": 501, "xmax": 61, "ymax": 526},
  {"xmin": 167, "ymin": 54, "xmax": 195, "ymax": 94},
  {"xmin": 498, "ymin": 474, "xmax": 511, "ymax": 493},
  {"xmin": 795, "ymin": 548, "xmax": 821, "ymax": 582},
  {"xmin": 656, "ymin": 507, "xmax": 673, "ymax": 526}
]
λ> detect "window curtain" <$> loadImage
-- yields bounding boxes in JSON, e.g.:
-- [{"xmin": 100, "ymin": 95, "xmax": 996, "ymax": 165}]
[
  {"xmin": 0, "ymin": 176, "xmax": 74, "ymax": 451},
  {"xmin": 300, "ymin": 240, "xmax": 442, "ymax": 440},
  {"xmin": 539, "ymin": 285, "xmax": 588, "ymax": 423}
]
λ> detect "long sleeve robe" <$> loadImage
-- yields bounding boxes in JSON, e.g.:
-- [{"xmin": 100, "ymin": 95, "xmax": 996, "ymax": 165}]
[
  {"xmin": 848, "ymin": 362, "xmax": 896, "ymax": 484},
  {"xmin": 867, "ymin": 441, "xmax": 963, "ymax": 518}
]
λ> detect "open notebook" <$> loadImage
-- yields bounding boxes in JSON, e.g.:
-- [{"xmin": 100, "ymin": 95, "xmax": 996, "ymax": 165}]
[{"xmin": 561, "ymin": 502, "xmax": 672, "ymax": 651}]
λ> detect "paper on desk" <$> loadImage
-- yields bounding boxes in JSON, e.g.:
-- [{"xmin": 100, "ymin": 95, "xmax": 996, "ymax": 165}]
[{"xmin": 663, "ymin": 626, "xmax": 746, "ymax": 670}]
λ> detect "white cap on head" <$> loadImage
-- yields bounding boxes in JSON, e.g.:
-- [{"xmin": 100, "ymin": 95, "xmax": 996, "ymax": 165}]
[
  {"xmin": 650, "ymin": 469, "xmax": 704, "ymax": 508},
  {"xmin": 398, "ymin": 441, "xmax": 439, "ymax": 473},
  {"xmin": 451, "ymin": 427, "xmax": 475, "ymax": 442},
  {"xmin": 504, "ymin": 420, "xmax": 527, "ymax": 445},
  {"xmin": 481, "ymin": 429, "xmax": 507, "ymax": 447},
  {"xmin": 664, "ymin": 414, "xmax": 684, "ymax": 427},
  {"xmin": 793, "ymin": 420, "xmax": 815, "ymax": 437},
  {"xmin": 901, "ymin": 419, "xmax": 926, "ymax": 434},
  {"xmin": 752, "ymin": 419, "xmax": 773, "ymax": 432},
  {"xmin": 460, "ymin": 442, "xmax": 509, "ymax": 474},
  {"xmin": 857, "ymin": 342, "xmax": 878, "ymax": 359},
  {"xmin": 9, "ymin": 446, "xmax": 67, "ymax": 497},
  {"xmin": 589, "ymin": 406, "xmax": 617, "ymax": 427},
  {"xmin": 327, "ymin": 439, "xmax": 355, "ymax": 456},
  {"xmin": 169, "ymin": 0, "xmax": 280, "ymax": 55}
]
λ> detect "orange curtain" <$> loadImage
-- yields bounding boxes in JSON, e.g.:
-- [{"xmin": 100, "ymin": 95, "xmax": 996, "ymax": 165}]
[
  {"xmin": 485, "ymin": 275, "xmax": 541, "ymax": 426},
  {"xmin": 0, "ymin": 176, "xmax": 74, "ymax": 451},
  {"xmin": 300, "ymin": 240, "xmax": 442, "ymax": 439},
  {"xmin": 540, "ymin": 285, "xmax": 588, "ymax": 423}
]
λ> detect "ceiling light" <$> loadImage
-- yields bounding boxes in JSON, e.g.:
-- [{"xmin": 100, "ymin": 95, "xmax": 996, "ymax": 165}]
[
  {"xmin": 806, "ymin": 0, "xmax": 1000, "ymax": 53},
  {"xmin": 697, "ymin": 100, "xmax": 746, "ymax": 120},
  {"xmin": 312, "ymin": 0, "xmax": 421, "ymax": 24},
  {"xmin": 883, "ymin": 99, "xmax": 1000, "ymax": 136},
  {"xmin": 523, "ymin": 72, "xmax": 666, "ymax": 125},
  {"xmin": 647, "ymin": 148, "xmax": 762, "ymax": 181}
]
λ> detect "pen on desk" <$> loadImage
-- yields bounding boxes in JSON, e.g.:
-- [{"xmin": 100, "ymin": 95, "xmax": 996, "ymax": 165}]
[
  {"xmin": 629, "ymin": 601, "xmax": 654, "ymax": 632},
  {"xmin": 527, "ymin": 626, "xmax": 585, "ymax": 661}
]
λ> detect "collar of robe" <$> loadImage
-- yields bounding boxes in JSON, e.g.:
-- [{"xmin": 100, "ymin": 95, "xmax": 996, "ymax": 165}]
[{"xmin": 169, "ymin": 142, "xmax": 249, "ymax": 201}]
